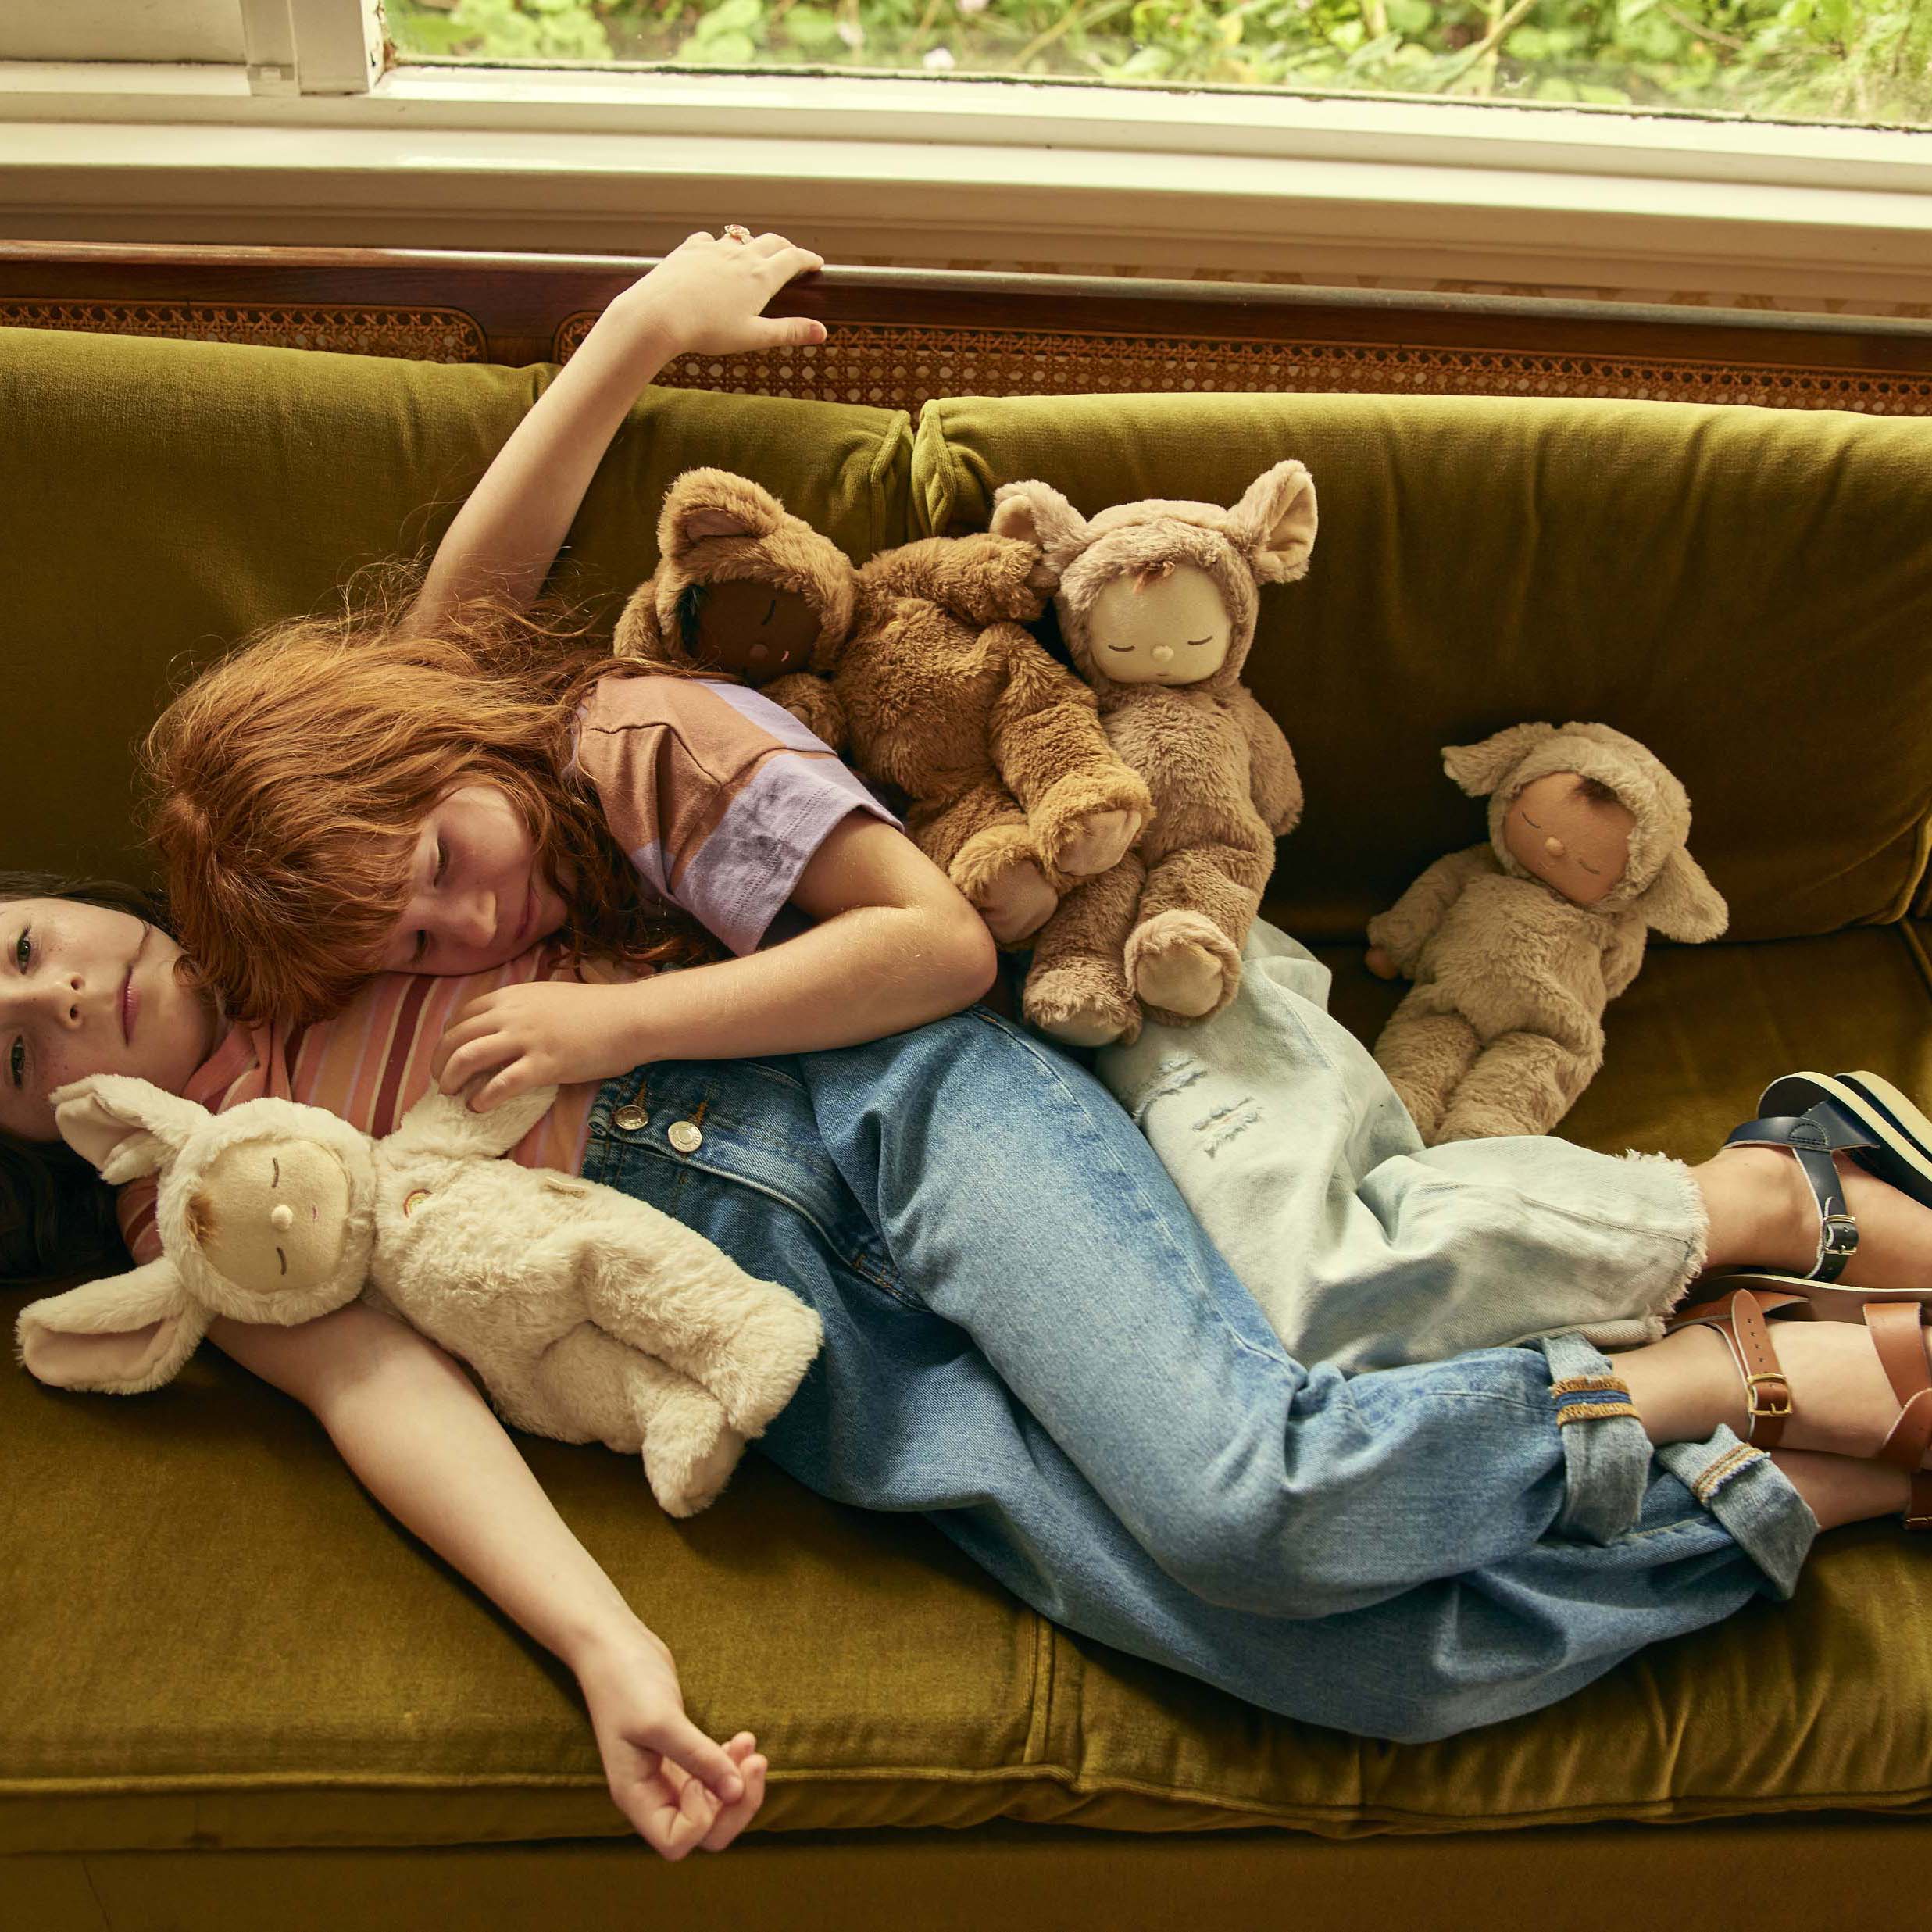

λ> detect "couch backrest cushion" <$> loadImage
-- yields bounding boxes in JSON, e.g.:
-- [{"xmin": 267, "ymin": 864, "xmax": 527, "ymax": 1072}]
[
  {"xmin": 915, "ymin": 393, "xmax": 1932, "ymax": 942},
  {"xmin": 1, "ymin": 327, "xmax": 911, "ymax": 884}
]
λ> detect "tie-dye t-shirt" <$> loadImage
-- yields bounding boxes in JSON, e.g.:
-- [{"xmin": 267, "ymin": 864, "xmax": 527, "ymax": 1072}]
[{"xmin": 118, "ymin": 673, "xmax": 894, "ymax": 1262}]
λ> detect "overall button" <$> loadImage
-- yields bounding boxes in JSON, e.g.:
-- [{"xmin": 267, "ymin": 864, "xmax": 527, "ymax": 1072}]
[
  {"xmin": 612, "ymin": 1103, "xmax": 649, "ymax": 1133},
  {"xmin": 667, "ymin": 1120, "xmax": 704, "ymax": 1155}
]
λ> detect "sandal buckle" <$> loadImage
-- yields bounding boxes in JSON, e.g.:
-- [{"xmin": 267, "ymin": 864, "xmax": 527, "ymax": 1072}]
[
  {"xmin": 1815, "ymin": 1213, "xmax": 1859, "ymax": 1280},
  {"xmin": 1744, "ymin": 1372, "xmax": 1793, "ymax": 1422}
]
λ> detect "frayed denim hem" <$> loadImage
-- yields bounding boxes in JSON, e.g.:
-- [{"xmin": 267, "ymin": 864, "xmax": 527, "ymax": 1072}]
[
  {"xmin": 1538, "ymin": 1328, "xmax": 1653, "ymax": 1544},
  {"xmin": 1655, "ymin": 1428, "xmax": 1816, "ymax": 1598}
]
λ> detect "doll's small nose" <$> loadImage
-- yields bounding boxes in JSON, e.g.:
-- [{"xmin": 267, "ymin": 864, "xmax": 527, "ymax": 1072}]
[
  {"xmin": 1151, "ymin": 644, "xmax": 1174, "ymax": 665},
  {"xmin": 270, "ymin": 1204, "xmax": 295, "ymax": 1231},
  {"xmin": 748, "ymin": 642, "xmax": 769, "ymax": 661},
  {"xmin": 1545, "ymin": 836, "xmax": 1566, "ymax": 857}
]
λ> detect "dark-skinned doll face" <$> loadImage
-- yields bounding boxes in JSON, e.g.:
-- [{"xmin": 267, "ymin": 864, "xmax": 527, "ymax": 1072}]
[
  {"xmin": 1502, "ymin": 772, "xmax": 1634, "ymax": 907},
  {"xmin": 680, "ymin": 578, "xmax": 822, "ymax": 684}
]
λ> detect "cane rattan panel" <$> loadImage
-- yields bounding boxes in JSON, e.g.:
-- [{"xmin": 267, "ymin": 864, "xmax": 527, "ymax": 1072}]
[
  {"xmin": 0, "ymin": 300, "xmax": 486, "ymax": 362},
  {"xmin": 558, "ymin": 314, "xmax": 1932, "ymax": 416}
]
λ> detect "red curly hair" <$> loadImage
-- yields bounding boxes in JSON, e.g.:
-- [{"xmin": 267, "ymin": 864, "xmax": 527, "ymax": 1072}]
[{"xmin": 142, "ymin": 573, "xmax": 721, "ymax": 1025}]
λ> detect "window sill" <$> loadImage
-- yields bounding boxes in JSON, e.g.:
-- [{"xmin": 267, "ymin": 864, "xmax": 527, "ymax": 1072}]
[{"xmin": 1, "ymin": 64, "xmax": 1927, "ymax": 307}]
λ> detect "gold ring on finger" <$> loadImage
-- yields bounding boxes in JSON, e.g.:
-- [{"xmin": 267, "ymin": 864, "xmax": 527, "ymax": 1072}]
[{"xmin": 723, "ymin": 223, "xmax": 753, "ymax": 245}]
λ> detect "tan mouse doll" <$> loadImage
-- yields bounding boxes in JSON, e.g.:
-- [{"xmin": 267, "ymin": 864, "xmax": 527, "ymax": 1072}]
[
  {"xmin": 1365, "ymin": 721, "xmax": 1730, "ymax": 1144},
  {"xmin": 615, "ymin": 468, "xmax": 1152, "ymax": 945},
  {"xmin": 987, "ymin": 462, "xmax": 1316, "ymax": 1045},
  {"xmin": 16, "ymin": 1075, "xmax": 823, "ymax": 1517}
]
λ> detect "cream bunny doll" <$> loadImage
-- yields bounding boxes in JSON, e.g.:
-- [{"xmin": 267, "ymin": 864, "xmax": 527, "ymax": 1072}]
[
  {"xmin": 16, "ymin": 1075, "xmax": 823, "ymax": 1517},
  {"xmin": 1366, "ymin": 722, "xmax": 1729, "ymax": 1144},
  {"xmin": 989, "ymin": 462, "xmax": 1316, "ymax": 1045}
]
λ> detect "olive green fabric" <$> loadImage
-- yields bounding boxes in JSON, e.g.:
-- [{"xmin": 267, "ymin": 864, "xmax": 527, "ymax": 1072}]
[
  {"xmin": 7, "ymin": 928, "xmax": 1932, "ymax": 1853},
  {"xmin": 12, "ymin": 1815, "xmax": 1929, "ymax": 1932},
  {"xmin": 0, "ymin": 326, "xmax": 911, "ymax": 886},
  {"xmin": 914, "ymin": 394, "xmax": 1932, "ymax": 943}
]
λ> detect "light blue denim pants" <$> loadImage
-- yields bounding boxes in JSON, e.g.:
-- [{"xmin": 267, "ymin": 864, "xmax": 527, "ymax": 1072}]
[
  {"xmin": 1097, "ymin": 919, "xmax": 1708, "ymax": 1370},
  {"xmin": 582, "ymin": 1007, "xmax": 1813, "ymax": 1743}
]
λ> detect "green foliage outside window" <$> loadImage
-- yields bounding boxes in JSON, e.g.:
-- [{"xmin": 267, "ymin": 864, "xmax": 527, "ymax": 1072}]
[{"xmin": 386, "ymin": 0, "xmax": 1932, "ymax": 127}]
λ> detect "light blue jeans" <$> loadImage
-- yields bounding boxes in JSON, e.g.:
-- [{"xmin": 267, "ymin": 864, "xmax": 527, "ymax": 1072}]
[
  {"xmin": 582, "ymin": 1008, "xmax": 1814, "ymax": 1743},
  {"xmin": 1097, "ymin": 919, "xmax": 1708, "ymax": 1370}
]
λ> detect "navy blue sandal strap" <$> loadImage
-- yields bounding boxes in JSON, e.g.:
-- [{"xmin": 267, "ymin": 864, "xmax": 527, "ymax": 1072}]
[{"xmin": 1724, "ymin": 1101, "xmax": 1877, "ymax": 1284}]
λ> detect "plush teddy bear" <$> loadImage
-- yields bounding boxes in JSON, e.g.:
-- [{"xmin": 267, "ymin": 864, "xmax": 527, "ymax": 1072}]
[
  {"xmin": 1365, "ymin": 721, "xmax": 1730, "ymax": 1143},
  {"xmin": 612, "ymin": 468, "xmax": 1153, "ymax": 945},
  {"xmin": 16, "ymin": 1075, "xmax": 823, "ymax": 1517},
  {"xmin": 987, "ymin": 463, "xmax": 1316, "ymax": 1045}
]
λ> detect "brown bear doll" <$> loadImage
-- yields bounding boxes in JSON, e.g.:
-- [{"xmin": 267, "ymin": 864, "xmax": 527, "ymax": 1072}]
[
  {"xmin": 614, "ymin": 468, "xmax": 1152, "ymax": 945},
  {"xmin": 989, "ymin": 462, "xmax": 1316, "ymax": 1046}
]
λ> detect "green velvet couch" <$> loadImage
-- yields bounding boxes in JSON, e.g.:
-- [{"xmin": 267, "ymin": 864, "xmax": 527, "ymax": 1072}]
[{"xmin": 5, "ymin": 324, "xmax": 1931, "ymax": 1929}]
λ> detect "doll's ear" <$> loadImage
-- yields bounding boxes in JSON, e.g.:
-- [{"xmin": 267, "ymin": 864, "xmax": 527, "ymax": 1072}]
[
  {"xmin": 1637, "ymin": 849, "xmax": 1729, "ymax": 942},
  {"xmin": 1227, "ymin": 461, "xmax": 1319, "ymax": 584},
  {"xmin": 659, "ymin": 469, "xmax": 787, "ymax": 559},
  {"xmin": 1441, "ymin": 723, "xmax": 1559, "ymax": 799},
  {"xmin": 15, "ymin": 1258, "xmax": 209, "ymax": 1394},
  {"xmin": 990, "ymin": 482, "xmax": 1091, "ymax": 580},
  {"xmin": 52, "ymin": 1076, "xmax": 208, "ymax": 1184}
]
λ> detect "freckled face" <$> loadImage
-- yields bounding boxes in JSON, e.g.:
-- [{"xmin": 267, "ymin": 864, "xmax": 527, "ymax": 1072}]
[
  {"xmin": 1087, "ymin": 566, "xmax": 1231, "ymax": 686},
  {"xmin": 380, "ymin": 784, "xmax": 570, "ymax": 975},
  {"xmin": 0, "ymin": 898, "xmax": 222, "ymax": 1144},
  {"xmin": 1502, "ymin": 773, "xmax": 1634, "ymax": 906}
]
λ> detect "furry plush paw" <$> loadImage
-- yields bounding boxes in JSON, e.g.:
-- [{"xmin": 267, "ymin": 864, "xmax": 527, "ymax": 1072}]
[
  {"xmin": 643, "ymin": 1387, "xmax": 745, "ymax": 1519},
  {"xmin": 1134, "ymin": 938, "xmax": 1227, "ymax": 1017},
  {"xmin": 1023, "ymin": 964, "xmax": 1138, "ymax": 1048},
  {"xmin": 974, "ymin": 859, "xmax": 1059, "ymax": 945},
  {"xmin": 1054, "ymin": 808, "xmax": 1145, "ymax": 879}
]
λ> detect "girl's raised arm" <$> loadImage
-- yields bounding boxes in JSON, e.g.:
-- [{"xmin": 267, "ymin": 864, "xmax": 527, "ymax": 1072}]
[
  {"xmin": 209, "ymin": 1299, "xmax": 767, "ymax": 1859},
  {"xmin": 408, "ymin": 232, "xmax": 827, "ymax": 634}
]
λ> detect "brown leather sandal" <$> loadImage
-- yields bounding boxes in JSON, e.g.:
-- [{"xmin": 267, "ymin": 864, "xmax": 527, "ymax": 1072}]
[{"xmin": 1670, "ymin": 1283, "xmax": 1932, "ymax": 1528}]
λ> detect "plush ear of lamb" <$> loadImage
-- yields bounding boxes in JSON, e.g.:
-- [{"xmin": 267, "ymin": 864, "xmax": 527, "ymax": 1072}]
[
  {"xmin": 1636, "ymin": 848, "xmax": 1730, "ymax": 942},
  {"xmin": 1225, "ymin": 460, "xmax": 1320, "ymax": 585},
  {"xmin": 1442, "ymin": 723, "xmax": 1562, "ymax": 799},
  {"xmin": 990, "ymin": 482, "xmax": 1094, "ymax": 584},
  {"xmin": 16, "ymin": 1257, "xmax": 209, "ymax": 1394},
  {"xmin": 383, "ymin": 1084, "xmax": 560, "ymax": 1164},
  {"xmin": 52, "ymin": 1074, "xmax": 210, "ymax": 1184}
]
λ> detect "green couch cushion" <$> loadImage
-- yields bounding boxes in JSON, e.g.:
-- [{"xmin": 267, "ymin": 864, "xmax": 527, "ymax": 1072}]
[
  {"xmin": 7, "ymin": 929, "xmax": 1932, "ymax": 1852},
  {"xmin": 914, "ymin": 394, "xmax": 1932, "ymax": 944},
  {"xmin": 0, "ymin": 327, "xmax": 912, "ymax": 886}
]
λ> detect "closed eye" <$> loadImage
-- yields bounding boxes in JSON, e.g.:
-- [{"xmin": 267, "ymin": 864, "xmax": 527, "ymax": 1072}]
[
  {"xmin": 271, "ymin": 1158, "xmax": 280, "ymax": 1187},
  {"xmin": 1186, "ymin": 635, "xmax": 1212, "ymax": 647},
  {"xmin": 1577, "ymin": 860, "xmax": 1602, "ymax": 875},
  {"xmin": 761, "ymin": 598, "xmax": 776, "ymax": 625},
  {"xmin": 276, "ymin": 1247, "xmax": 287, "ymax": 1276},
  {"xmin": 1520, "ymin": 814, "xmax": 1542, "ymax": 827},
  {"xmin": 1105, "ymin": 645, "xmax": 1134, "ymax": 653}
]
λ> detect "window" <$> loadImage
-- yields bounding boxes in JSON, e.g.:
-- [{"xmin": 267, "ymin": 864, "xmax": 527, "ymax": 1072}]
[{"xmin": 388, "ymin": 1, "xmax": 1932, "ymax": 130}]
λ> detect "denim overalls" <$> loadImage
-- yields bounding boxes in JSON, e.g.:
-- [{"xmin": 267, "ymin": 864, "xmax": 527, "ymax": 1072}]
[{"xmin": 581, "ymin": 1006, "xmax": 1813, "ymax": 1743}]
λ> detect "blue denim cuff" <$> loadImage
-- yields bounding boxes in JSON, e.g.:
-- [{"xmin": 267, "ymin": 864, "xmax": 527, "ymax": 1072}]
[
  {"xmin": 1537, "ymin": 1329, "xmax": 1653, "ymax": 1544},
  {"xmin": 1655, "ymin": 1427, "xmax": 1816, "ymax": 1599}
]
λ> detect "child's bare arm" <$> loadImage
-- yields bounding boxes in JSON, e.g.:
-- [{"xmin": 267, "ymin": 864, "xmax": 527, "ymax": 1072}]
[
  {"xmin": 408, "ymin": 232, "xmax": 826, "ymax": 634},
  {"xmin": 209, "ymin": 1301, "xmax": 766, "ymax": 1859},
  {"xmin": 434, "ymin": 817, "xmax": 999, "ymax": 1108}
]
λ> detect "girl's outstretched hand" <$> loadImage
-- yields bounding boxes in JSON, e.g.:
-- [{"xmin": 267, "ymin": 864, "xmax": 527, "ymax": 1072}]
[
  {"xmin": 620, "ymin": 230, "xmax": 827, "ymax": 359},
  {"xmin": 576, "ymin": 1624, "xmax": 769, "ymax": 1859}
]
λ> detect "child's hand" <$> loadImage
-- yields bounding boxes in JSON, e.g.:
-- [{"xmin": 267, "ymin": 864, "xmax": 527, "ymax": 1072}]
[
  {"xmin": 614, "ymin": 230, "xmax": 827, "ymax": 359},
  {"xmin": 434, "ymin": 981, "xmax": 641, "ymax": 1109},
  {"xmin": 575, "ymin": 1625, "xmax": 768, "ymax": 1859}
]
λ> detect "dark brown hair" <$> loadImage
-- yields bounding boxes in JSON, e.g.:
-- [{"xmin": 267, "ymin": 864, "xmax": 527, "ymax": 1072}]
[{"xmin": 0, "ymin": 870, "xmax": 164, "ymax": 1284}]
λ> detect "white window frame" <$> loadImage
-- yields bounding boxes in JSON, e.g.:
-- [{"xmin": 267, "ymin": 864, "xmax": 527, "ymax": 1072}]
[{"xmin": 0, "ymin": 0, "xmax": 1927, "ymax": 309}]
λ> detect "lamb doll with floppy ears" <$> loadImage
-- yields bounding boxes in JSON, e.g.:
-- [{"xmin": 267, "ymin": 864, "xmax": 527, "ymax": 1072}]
[
  {"xmin": 988, "ymin": 462, "xmax": 1316, "ymax": 1047},
  {"xmin": 1365, "ymin": 721, "xmax": 1729, "ymax": 1145},
  {"xmin": 16, "ymin": 1074, "xmax": 824, "ymax": 1517}
]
